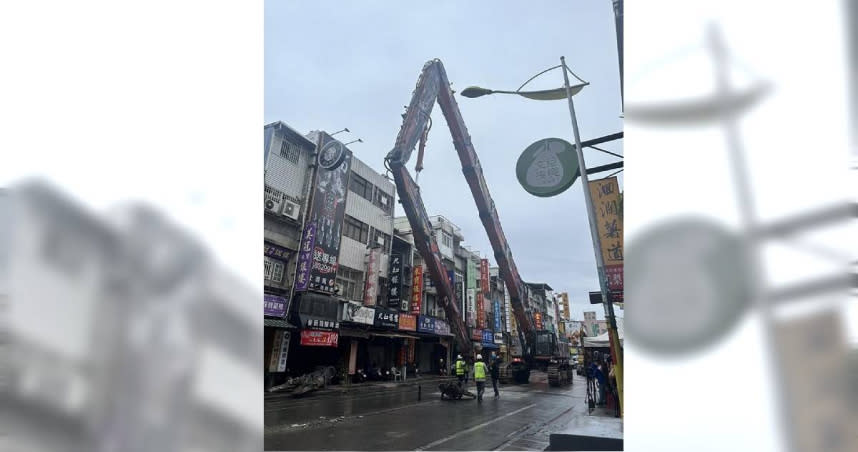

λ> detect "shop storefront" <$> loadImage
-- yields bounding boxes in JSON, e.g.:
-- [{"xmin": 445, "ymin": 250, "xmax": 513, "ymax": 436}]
[
  {"xmin": 264, "ymin": 294, "xmax": 296, "ymax": 389},
  {"xmin": 414, "ymin": 315, "xmax": 452, "ymax": 374},
  {"xmin": 287, "ymin": 292, "xmax": 341, "ymax": 375}
]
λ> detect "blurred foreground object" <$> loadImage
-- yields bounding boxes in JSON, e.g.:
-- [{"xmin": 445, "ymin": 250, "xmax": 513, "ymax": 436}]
[{"xmin": 1, "ymin": 180, "xmax": 262, "ymax": 452}]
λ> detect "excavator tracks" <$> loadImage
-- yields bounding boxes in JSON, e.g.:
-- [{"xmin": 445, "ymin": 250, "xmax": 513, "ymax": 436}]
[{"xmin": 547, "ymin": 364, "xmax": 573, "ymax": 387}]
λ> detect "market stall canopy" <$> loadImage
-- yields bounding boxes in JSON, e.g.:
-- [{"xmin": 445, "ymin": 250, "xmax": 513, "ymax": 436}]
[{"xmin": 583, "ymin": 330, "xmax": 624, "ymax": 348}]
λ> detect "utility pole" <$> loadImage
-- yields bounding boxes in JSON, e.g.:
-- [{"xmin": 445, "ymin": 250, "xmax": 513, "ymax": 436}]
[{"xmin": 561, "ymin": 56, "xmax": 624, "ymax": 417}]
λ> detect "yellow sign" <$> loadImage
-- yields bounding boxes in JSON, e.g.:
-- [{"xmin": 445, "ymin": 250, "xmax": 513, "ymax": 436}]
[{"xmin": 589, "ymin": 177, "xmax": 624, "ymax": 293}]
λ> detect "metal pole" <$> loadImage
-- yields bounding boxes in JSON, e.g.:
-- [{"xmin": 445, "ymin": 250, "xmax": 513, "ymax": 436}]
[{"xmin": 560, "ymin": 56, "xmax": 624, "ymax": 417}]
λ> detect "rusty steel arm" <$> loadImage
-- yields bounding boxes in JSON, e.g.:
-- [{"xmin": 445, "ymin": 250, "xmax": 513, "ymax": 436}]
[{"xmin": 386, "ymin": 60, "xmax": 536, "ymax": 357}]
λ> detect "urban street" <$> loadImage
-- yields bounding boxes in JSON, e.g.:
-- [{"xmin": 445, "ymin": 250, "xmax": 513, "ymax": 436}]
[{"xmin": 265, "ymin": 372, "xmax": 608, "ymax": 451}]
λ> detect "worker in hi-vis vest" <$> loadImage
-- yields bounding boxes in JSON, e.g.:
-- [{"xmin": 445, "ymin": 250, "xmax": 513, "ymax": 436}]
[
  {"xmin": 455, "ymin": 354, "xmax": 466, "ymax": 387},
  {"xmin": 474, "ymin": 354, "xmax": 489, "ymax": 402}
]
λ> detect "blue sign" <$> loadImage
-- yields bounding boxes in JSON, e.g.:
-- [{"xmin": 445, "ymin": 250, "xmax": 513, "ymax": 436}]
[
  {"xmin": 493, "ymin": 299, "xmax": 502, "ymax": 332},
  {"xmin": 417, "ymin": 315, "xmax": 436, "ymax": 334},
  {"xmin": 482, "ymin": 330, "xmax": 494, "ymax": 344}
]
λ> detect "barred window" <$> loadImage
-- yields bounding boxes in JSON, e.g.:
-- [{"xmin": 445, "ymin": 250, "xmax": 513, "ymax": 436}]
[
  {"xmin": 373, "ymin": 189, "xmax": 393, "ymax": 214},
  {"xmin": 336, "ymin": 265, "xmax": 364, "ymax": 302},
  {"xmin": 349, "ymin": 173, "xmax": 373, "ymax": 201},
  {"xmin": 279, "ymin": 139, "xmax": 300, "ymax": 164},
  {"xmin": 343, "ymin": 215, "xmax": 369, "ymax": 244},
  {"xmin": 371, "ymin": 229, "xmax": 391, "ymax": 250},
  {"xmin": 264, "ymin": 256, "xmax": 285, "ymax": 283}
]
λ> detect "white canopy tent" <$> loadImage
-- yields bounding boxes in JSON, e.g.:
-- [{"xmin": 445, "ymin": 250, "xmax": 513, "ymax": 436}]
[{"xmin": 583, "ymin": 330, "xmax": 623, "ymax": 348}]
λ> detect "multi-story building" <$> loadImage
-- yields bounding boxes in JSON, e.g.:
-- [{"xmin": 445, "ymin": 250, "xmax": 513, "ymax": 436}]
[
  {"xmin": 2, "ymin": 182, "xmax": 261, "ymax": 452},
  {"xmin": 263, "ymin": 122, "xmax": 397, "ymax": 381}
]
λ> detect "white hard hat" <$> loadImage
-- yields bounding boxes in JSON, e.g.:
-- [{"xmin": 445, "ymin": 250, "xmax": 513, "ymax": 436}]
[
  {"xmin": 477, "ymin": 354, "xmax": 482, "ymax": 359},
  {"xmin": 457, "ymin": 354, "xmax": 462, "ymax": 359}
]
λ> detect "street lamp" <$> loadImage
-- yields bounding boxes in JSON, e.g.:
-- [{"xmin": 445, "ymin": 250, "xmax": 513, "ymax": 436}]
[
  {"xmin": 344, "ymin": 138, "xmax": 363, "ymax": 146},
  {"xmin": 330, "ymin": 128, "xmax": 350, "ymax": 136},
  {"xmin": 461, "ymin": 57, "xmax": 624, "ymax": 417}
]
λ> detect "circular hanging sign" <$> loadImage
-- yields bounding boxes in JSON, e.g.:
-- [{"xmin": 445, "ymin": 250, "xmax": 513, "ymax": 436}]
[
  {"xmin": 515, "ymin": 138, "xmax": 579, "ymax": 197},
  {"xmin": 318, "ymin": 140, "xmax": 347, "ymax": 170},
  {"xmin": 624, "ymin": 218, "xmax": 754, "ymax": 357}
]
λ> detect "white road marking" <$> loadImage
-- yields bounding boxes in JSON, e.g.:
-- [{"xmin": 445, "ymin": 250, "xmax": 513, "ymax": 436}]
[{"xmin": 414, "ymin": 403, "xmax": 538, "ymax": 451}]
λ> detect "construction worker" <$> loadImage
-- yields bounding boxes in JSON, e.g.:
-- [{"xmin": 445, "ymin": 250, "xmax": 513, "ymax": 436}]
[
  {"xmin": 474, "ymin": 354, "xmax": 489, "ymax": 402},
  {"xmin": 455, "ymin": 354, "xmax": 466, "ymax": 387}
]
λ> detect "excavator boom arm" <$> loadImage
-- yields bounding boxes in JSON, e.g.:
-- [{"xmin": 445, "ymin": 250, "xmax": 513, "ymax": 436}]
[{"xmin": 386, "ymin": 59, "xmax": 536, "ymax": 357}]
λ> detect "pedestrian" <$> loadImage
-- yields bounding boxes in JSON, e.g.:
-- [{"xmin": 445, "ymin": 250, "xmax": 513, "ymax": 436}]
[
  {"xmin": 490, "ymin": 355, "xmax": 501, "ymax": 398},
  {"xmin": 594, "ymin": 360, "xmax": 607, "ymax": 406},
  {"xmin": 454, "ymin": 354, "xmax": 466, "ymax": 387},
  {"xmin": 473, "ymin": 354, "xmax": 489, "ymax": 402}
]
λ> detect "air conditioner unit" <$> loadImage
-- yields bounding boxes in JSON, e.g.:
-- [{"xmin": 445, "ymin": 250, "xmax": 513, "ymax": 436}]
[
  {"xmin": 281, "ymin": 200, "xmax": 300, "ymax": 221},
  {"xmin": 264, "ymin": 195, "xmax": 283, "ymax": 214}
]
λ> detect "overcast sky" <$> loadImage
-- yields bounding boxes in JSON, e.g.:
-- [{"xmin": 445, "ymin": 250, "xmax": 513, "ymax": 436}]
[{"xmin": 265, "ymin": 0, "xmax": 624, "ymax": 320}]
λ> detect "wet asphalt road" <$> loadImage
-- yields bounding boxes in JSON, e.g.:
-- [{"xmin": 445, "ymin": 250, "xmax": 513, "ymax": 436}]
[{"xmin": 265, "ymin": 371, "xmax": 589, "ymax": 451}]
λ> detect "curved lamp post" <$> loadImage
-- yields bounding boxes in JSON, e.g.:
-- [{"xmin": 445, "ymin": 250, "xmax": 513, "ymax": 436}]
[{"xmin": 461, "ymin": 58, "xmax": 624, "ymax": 417}]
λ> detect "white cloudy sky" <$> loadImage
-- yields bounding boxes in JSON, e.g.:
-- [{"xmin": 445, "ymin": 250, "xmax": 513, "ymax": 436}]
[{"xmin": 265, "ymin": 1, "xmax": 624, "ymax": 319}]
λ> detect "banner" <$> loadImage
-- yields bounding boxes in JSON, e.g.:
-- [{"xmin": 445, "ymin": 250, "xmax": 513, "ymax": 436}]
[
  {"xmin": 341, "ymin": 302, "xmax": 375, "ymax": 325},
  {"xmin": 411, "ymin": 265, "xmax": 423, "ymax": 314},
  {"xmin": 398, "ymin": 313, "xmax": 417, "ymax": 331},
  {"xmin": 374, "ymin": 308, "xmax": 400, "ymax": 329},
  {"xmin": 493, "ymin": 299, "xmax": 502, "ymax": 332},
  {"xmin": 434, "ymin": 319, "xmax": 450, "ymax": 336},
  {"xmin": 264, "ymin": 241, "xmax": 293, "ymax": 261},
  {"xmin": 264, "ymin": 294, "xmax": 287, "ymax": 317},
  {"xmin": 466, "ymin": 289, "xmax": 476, "ymax": 327},
  {"xmin": 295, "ymin": 134, "xmax": 353, "ymax": 293},
  {"xmin": 364, "ymin": 247, "xmax": 380, "ymax": 305},
  {"xmin": 504, "ymin": 288, "xmax": 512, "ymax": 333},
  {"xmin": 480, "ymin": 259, "xmax": 490, "ymax": 295},
  {"xmin": 467, "ymin": 258, "xmax": 477, "ymax": 290},
  {"xmin": 588, "ymin": 176, "xmax": 623, "ymax": 293},
  {"xmin": 300, "ymin": 330, "xmax": 339, "ymax": 347},
  {"xmin": 417, "ymin": 315, "xmax": 435, "ymax": 334},
  {"xmin": 388, "ymin": 253, "xmax": 403, "ymax": 307}
]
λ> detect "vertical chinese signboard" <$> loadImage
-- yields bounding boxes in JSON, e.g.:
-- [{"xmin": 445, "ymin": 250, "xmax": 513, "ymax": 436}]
[
  {"xmin": 479, "ymin": 259, "xmax": 489, "ymax": 329},
  {"xmin": 268, "ymin": 330, "xmax": 290, "ymax": 372},
  {"xmin": 411, "ymin": 265, "xmax": 423, "ymax": 314},
  {"xmin": 588, "ymin": 176, "xmax": 623, "ymax": 296},
  {"xmin": 493, "ymin": 299, "xmax": 502, "ymax": 333},
  {"xmin": 364, "ymin": 247, "xmax": 380, "ymax": 306},
  {"xmin": 295, "ymin": 134, "xmax": 353, "ymax": 294},
  {"xmin": 466, "ymin": 289, "xmax": 476, "ymax": 327},
  {"xmin": 388, "ymin": 253, "xmax": 403, "ymax": 308},
  {"xmin": 561, "ymin": 292, "xmax": 570, "ymax": 319}
]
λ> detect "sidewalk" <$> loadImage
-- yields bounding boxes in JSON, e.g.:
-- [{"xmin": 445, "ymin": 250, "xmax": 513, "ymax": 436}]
[{"xmin": 265, "ymin": 374, "xmax": 457, "ymax": 400}]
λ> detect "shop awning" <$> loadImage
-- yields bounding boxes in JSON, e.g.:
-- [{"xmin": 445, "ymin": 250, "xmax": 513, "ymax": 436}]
[
  {"xmin": 370, "ymin": 331, "xmax": 419, "ymax": 340},
  {"xmin": 264, "ymin": 318, "xmax": 298, "ymax": 329},
  {"xmin": 340, "ymin": 328, "xmax": 371, "ymax": 339}
]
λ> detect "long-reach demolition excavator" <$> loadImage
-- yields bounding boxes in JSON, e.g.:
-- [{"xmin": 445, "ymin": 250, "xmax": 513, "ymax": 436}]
[{"xmin": 384, "ymin": 59, "xmax": 573, "ymax": 386}]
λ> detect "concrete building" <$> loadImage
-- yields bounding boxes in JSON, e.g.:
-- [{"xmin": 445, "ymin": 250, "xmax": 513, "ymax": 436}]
[
  {"xmin": 263, "ymin": 122, "xmax": 397, "ymax": 380},
  {"xmin": 2, "ymin": 182, "xmax": 261, "ymax": 452}
]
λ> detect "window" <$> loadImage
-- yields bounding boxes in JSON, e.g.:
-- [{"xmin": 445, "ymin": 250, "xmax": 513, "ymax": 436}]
[
  {"xmin": 343, "ymin": 215, "xmax": 369, "ymax": 243},
  {"xmin": 264, "ymin": 256, "xmax": 285, "ymax": 283},
  {"xmin": 349, "ymin": 173, "xmax": 373, "ymax": 201},
  {"xmin": 279, "ymin": 139, "xmax": 300, "ymax": 164},
  {"xmin": 371, "ymin": 229, "xmax": 391, "ymax": 250},
  {"xmin": 441, "ymin": 232, "xmax": 452, "ymax": 248},
  {"xmin": 336, "ymin": 265, "xmax": 364, "ymax": 301},
  {"xmin": 373, "ymin": 189, "xmax": 393, "ymax": 213}
]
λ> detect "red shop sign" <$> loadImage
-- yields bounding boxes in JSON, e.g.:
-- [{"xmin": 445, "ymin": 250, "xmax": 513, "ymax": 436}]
[{"xmin": 300, "ymin": 329, "xmax": 339, "ymax": 347}]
